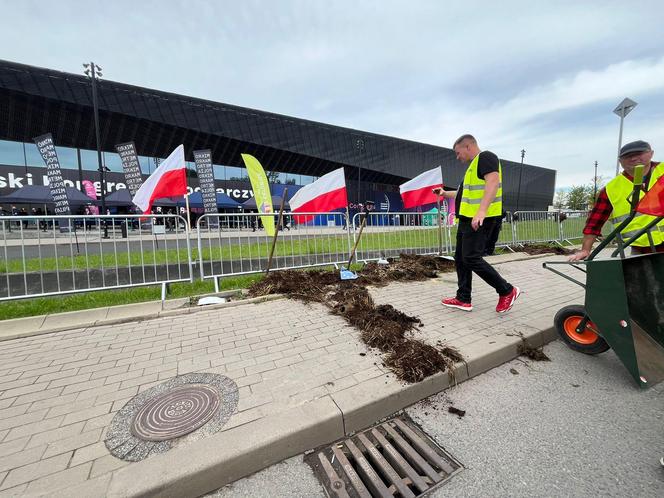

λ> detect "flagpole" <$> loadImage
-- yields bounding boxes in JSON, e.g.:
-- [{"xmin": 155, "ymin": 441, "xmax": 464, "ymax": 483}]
[
  {"xmin": 436, "ymin": 195, "xmax": 443, "ymax": 255},
  {"xmin": 184, "ymin": 192, "xmax": 192, "ymax": 231},
  {"xmin": 265, "ymin": 188, "xmax": 287, "ymax": 274}
]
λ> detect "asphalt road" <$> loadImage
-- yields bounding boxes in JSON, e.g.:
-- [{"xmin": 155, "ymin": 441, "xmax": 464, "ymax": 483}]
[{"xmin": 210, "ymin": 340, "xmax": 664, "ymax": 498}]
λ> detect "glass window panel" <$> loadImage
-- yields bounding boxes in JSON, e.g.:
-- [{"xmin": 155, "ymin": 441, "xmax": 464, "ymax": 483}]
[
  {"xmin": 226, "ymin": 165, "xmax": 244, "ymax": 181},
  {"xmin": 0, "ymin": 140, "xmax": 25, "ymax": 166},
  {"xmin": 24, "ymin": 143, "xmax": 44, "ymax": 166},
  {"xmin": 138, "ymin": 156, "xmax": 152, "ymax": 175},
  {"xmin": 79, "ymin": 148, "xmax": 100, "ymax": 171},
  {"xmin": 103, "ymin": 151, "xmax": 123, "ymax": 173},
  {"xmin": 213, "ymin": 165, "xmax": 225, "ymax": 181},
  {"xmin": 54, "ymin": 146, "xmax": 78, "ymax": 170}
]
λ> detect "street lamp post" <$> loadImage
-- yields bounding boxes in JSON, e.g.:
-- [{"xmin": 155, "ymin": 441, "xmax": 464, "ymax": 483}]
[
  {"xmin": 593, "ymin": 160, "xmax": 598, "ymax": 204},
  {"xmin": 84, "ymin": 62, "xmax": 108, "ymax": 237},
  {"xmin": 515, "ymin": 149, "xmax": 525, "ymax": 212},
  {"xmin": 355, "ymin": 139, "xmax": 365, "ymax": 203},
  {"xmin": 613, "ymin": 98, "xmax": 637, "ymax": 176}
]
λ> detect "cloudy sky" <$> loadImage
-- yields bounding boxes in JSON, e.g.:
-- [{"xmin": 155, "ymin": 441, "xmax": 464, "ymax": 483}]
[{"xmin": 2, "ymin": 0, "xmax": 663, "ymax": 187}]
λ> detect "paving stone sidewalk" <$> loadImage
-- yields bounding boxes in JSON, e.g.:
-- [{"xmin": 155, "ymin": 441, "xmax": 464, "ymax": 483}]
[{"xmin": 0, "ymin": 255, "xmax": 584, "ymax": 496}]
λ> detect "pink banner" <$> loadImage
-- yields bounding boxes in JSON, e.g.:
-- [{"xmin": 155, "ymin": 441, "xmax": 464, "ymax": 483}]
[{"xmin": 82, "ymin": 180, "xmax": 99, "ymax": 215}]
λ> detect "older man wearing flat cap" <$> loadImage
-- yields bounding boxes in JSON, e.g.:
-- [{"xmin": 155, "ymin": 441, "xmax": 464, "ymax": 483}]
[{"xmin": 570, "ymin": 140, "xmax": 664, "ymax": 260}]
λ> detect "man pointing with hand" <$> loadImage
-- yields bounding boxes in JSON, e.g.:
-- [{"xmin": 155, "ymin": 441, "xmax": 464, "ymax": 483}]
[{"xmin": 433, "ymin": 134, "xmax": 520, "ymax": 313}]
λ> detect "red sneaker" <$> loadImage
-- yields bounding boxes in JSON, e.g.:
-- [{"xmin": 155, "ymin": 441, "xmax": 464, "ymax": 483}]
[
  {"xmin": 496, "ymin": 286, "xmax": 521, "ymax": 313},
  {"xmin": 441, "ymin": 297, "xmax": 473, "ymax": 311}
]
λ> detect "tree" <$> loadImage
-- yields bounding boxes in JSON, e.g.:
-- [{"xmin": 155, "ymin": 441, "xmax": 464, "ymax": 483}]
[
  {"xmin": 553, "ymin": 189, "xmax": 567, "ymax": 209},
  {"xmin": 266, "ymin": 171, "xmax": 281, "ymax": 184},
  {"xmin": 566, "ymin": 185, "xmax": 592, "ymax": 210}
]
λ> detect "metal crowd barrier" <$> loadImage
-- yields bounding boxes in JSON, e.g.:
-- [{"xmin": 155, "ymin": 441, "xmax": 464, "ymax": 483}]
[
  {"xmin": 0, "ymin": 214, "xmax": 192, "ymax": 301},
  {"xmin": 196, "ymin": 212, "xmax": 351, "ymax": 291},
  {"xmin": 0, "ymin": 210, "xmax": 600, "ymax": 302},
  {"xmin": 511, "ymin": 210, "xmax": 566, "ymax": 245},
  {"xmin": 350, "ymin": 212, "xmax": 453, "ymax": 262}
]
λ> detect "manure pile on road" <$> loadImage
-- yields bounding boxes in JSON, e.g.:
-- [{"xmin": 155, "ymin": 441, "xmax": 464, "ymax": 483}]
[
  {"xmin": 518, "ymin": 243, "xmax": 573, "ymax": 255},
  {"xmin": 248, "ymin": 254, "xmax": 461, "ymax": 383}
]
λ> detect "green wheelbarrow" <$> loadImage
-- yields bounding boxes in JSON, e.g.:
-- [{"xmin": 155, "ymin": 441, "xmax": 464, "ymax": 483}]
[{"xmin": 544, "ymin": 165, "xmax": 664, "ymax": 389}]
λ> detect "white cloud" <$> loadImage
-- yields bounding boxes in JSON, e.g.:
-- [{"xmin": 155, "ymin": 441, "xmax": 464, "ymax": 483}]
[{"xmin": 2, "ymin": 0, "xmax": 664, "ymax": 189}]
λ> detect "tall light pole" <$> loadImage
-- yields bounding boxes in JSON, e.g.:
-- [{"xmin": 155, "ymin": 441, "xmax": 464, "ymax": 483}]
[
  {"xmin": 593, "ymin": 160, "xmax": 598, "ymax": 204},
  {"xmin": 355, "ymin": 138, "xmax": 365, "ymax": 203},
  {"xmin": 515, "ymin": 149, "xmax": 525, "ymax": 212},
  {"xmin": 613, "ymin": 98, "xmax": 637, "ymax": 176},
  {"xmin": 83, "ymin": 62, "xmax": 106, "ymax": 216}
]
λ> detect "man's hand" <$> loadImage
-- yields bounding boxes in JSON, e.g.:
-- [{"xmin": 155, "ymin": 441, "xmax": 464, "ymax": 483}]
[
  {"xmin": 471, "ymin": 212, "xmax": 485, "ymax": 231},
  {"xmin": 568, "ymin": 249, "xmax": 590, "ymax": 262},
  {"xmin": 432, "ymin": 187, "xmax": 444, "ymax": 196}
]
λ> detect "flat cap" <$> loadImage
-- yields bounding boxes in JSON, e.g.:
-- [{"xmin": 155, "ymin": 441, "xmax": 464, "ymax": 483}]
[{"xmin": 619, "ymin": 140, "xmax": 651, "ymax": 157}]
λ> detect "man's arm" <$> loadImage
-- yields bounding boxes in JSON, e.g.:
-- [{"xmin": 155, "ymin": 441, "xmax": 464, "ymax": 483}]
[
  {"xmin": 471, "ymin": 171, "xmax": 499, "ymax": 230},
  {"xmin": 568, "ymin": 188, "xmax": 613, "ymax": 260},
  {"xmin": 432, "ymin": 187, "xmax": 456, "ymax": 199},
  {"xmin": 568, "ymin": 234, "xmax": 597, "ymax": 261}
]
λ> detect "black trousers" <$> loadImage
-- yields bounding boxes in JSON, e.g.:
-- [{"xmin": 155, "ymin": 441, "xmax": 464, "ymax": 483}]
[
  {"xmin": 483, "ymin": 217, "xmax": 503, "ymax": 256},
  {"xmin": 455, "ymin": 217, "xmax": 512, "ymax": 303}
]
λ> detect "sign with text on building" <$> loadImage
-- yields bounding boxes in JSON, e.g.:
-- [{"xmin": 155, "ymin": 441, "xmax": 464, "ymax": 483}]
[
  {"xmin": 193, "ymin": 149, "xmax": 218, "ymax": 215},
  {"xmin": 33, "ymin": 133, "xmax": 71, "ymax": 215},
  {"xmin": 115, "ymin": 142, "xmax": 143, "ymax": 197}
]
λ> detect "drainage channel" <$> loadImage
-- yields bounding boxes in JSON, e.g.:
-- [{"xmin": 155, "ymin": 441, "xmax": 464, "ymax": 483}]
[{"xmin": 305, "ymin": 414, "xmax": 462, "ymax": 497}]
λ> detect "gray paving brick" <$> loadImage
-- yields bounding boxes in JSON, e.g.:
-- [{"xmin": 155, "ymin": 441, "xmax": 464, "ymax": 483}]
[
  {"xmin": 42, "ymin": 428, "xmax": 102, "ymax": 459},
  {"xmin": 70, "ymin": 441, "xmax": 109, "ymax": 467},
  {"xmin": 24, "ymin": 422, "xmax": 85, "ymax": 449},
  {"xmin": 89, "ymin": 454, "xmax": 129, "ymax": 478},
  {"xmin": 0, "ymin": 408, "xmax": 48, "ymax": 432},
  {"xmin": 61, "ymin": 403, "xmax": 112, "ymax": 426},
  {"xmin": 82, "ymin": 412, "xmax": 115, "ymax": 433},
  {"xmin": 0, "ymin": 381, "xmax": 50, "ymax": 400},
  {"xmin": 0, "ymin": 452, "xmax": 71, "ymax": 490},
  {"xmin": 24, "ymin": 462, "xmax": 93, "ymax": 495},
  {"xmin": 0, "ymin": 443, "xmax": 46, "ymax": 473}
]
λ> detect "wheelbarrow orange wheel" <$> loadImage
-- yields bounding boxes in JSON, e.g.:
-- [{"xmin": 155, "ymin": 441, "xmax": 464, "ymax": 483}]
[{"xmin": 554, "ymin": 305, "xmax": 610, "ymax": 355}]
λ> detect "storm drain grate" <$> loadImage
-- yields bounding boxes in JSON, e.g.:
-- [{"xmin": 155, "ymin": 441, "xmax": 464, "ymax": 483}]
[{"xmin": 306, "ymin": 414, "xmax": 461, "ymax": 497}]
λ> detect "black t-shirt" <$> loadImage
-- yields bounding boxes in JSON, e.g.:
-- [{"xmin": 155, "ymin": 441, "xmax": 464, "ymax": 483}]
[{"xmin": 455, "ymin": 151, "xmax": 500, "ymax": 220}]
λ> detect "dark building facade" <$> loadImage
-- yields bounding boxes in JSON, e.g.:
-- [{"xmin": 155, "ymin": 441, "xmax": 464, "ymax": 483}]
[{"xmin": 0, "ymin": 59, "xmax": 555, "ymax": 210}]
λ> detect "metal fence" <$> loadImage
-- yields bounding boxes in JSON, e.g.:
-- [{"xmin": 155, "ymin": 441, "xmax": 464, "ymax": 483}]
[
  {"xmin": 0, "ymin": 214, "xmax": 192, "ymax": 301},
  {"xmin": 0, "ymin": 210, "xmax": 596, "ymax": 302},
  {"xmin": 351, "ymin": 212, "xmax": 453, "ymax": 262},
  {"xmin": 196, "ymin": 212, "xmax": 351, "ymax": 291}
]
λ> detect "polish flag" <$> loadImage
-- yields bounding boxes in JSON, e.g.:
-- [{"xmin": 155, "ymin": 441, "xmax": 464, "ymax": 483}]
[
  {"xmin": 132, "ymin": 145, "xmax": 187, "ymax": 214},
  {"xmin": 289, "ymin": 167, "xmax": 348, "ymax": 223},
  {"xmin": 637, "ymin": 174, "xmax": 664, "ymax": 217},
  {"xmin": 399, "ymin": 167, "xmax": 443, "ymax": 209}
]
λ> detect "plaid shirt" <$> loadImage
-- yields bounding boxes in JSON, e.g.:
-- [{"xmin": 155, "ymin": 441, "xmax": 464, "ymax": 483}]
[{"xmin": 583, "ymin": 161, "xmax": 658, "ymax": 236}]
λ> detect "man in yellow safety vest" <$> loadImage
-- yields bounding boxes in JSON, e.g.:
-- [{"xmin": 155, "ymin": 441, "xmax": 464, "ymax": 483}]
[
  {"xmin": 570, "ymin": 140, "xmax": 664, "ymax": 261},
  {"xmin": 434, "ymin": 134, "xmax": 520, "ymax": 313}
]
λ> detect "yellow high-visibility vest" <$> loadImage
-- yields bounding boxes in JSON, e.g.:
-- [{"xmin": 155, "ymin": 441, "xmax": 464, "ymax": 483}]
[
  {"xmin": 605, "ymin": 162, "xmax": 664, "ymax": 247},
  {"xmin": 459, "ymin": 153, "xmax": 503, "ymax": 218}
]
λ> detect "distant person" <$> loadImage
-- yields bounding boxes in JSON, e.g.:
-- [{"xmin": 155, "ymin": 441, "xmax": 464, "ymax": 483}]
[
  {"xmin": 569, "ymin": 140, "xmax": 663, "ymax": 260},
  {"xmin": 19, "ymin": 207, "xmax": 28, "ymax": 228},
  {"xmin": 433, "ymin": 134, "xmax": 520, "ymax": 313}
]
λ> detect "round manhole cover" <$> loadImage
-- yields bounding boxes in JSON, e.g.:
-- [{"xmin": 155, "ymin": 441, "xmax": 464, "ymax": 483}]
[{"xmin": 130, "ymin": 384, "xmax": 221, "ymax": 441}]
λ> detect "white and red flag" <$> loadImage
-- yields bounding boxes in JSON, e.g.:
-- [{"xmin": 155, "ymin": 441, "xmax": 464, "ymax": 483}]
[
  {"xmin": 289, "ymin": 167, "xmax": 348, "ymax": 223},
  {"xmin": 399, "ymin": 167, "xmax": 443, "ymax": 209},
  {"xmin": 132, "ymin": 145, "xmax": 187, "ymax": 214}
]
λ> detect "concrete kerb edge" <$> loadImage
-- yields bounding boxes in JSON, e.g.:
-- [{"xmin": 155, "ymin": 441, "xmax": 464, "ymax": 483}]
[
  {"xmin": 0, "ymin": 294, "xmax": 286, "ymax": 343},
  {"xmin": 48, "ymin": 326, "xmax": 559, "ymax": 498}
]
